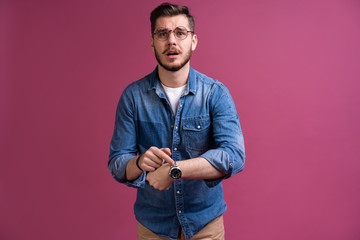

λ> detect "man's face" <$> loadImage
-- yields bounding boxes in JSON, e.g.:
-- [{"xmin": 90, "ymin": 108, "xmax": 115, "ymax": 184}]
[{"xmin": 151, "ymin": 15, "xmax": 198, "ymax": 72}]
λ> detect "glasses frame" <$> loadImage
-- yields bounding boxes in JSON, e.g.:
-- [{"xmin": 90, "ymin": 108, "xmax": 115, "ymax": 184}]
[{"xmin": 153, "ymin": 27, "xmax": 194, "ymax": 41}]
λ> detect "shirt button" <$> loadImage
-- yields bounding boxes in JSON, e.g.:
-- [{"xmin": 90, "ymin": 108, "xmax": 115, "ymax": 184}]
[
  {"xmin": 174, "ymin": 148, "xmax": 178, "ymax": 151},
  {"xmin": 175, "ymin": 126, "xmax": 178, "ymax": 130},
  {"xmin": 230, "ymin": 163, "xmax": 234, "ymax": 166},
  {"xmin": 177, "ymin": 191, "xmax": 180, "ymax": 194},
  {"xmin": 178, "ymin": 210, "xmax": 182, "ymax": 214},
  {"xmin": 197, "ymin": 125, "xmax": 201, "ymax": 129},
  {"xmin": 171, "ymin": 125, "xmax": 174, "ymax": 128}
]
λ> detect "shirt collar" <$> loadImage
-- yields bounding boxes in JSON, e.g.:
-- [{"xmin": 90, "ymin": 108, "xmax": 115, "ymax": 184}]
[{"xmin": 149, "ymin": 66, "xmax": 197, "ymax": 96}]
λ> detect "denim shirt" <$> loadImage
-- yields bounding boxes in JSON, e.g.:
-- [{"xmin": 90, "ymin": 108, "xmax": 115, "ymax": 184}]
[{"xmin": 108, "ymin": 66, "xmax": 245, "ymax": 239}]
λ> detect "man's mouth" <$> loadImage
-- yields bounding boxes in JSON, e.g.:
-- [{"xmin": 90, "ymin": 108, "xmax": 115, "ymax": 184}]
[{"xmin": 166, "ymin": 51, "xmax": 179, "ymax": 56}]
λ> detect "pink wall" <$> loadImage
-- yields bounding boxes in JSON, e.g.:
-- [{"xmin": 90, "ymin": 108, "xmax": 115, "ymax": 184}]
[{"xmin": 1, "ymin": 0, "xmax": 360, "ymax": 239}]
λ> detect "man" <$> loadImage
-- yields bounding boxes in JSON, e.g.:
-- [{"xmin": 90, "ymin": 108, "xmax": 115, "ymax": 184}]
[{"xmin": 108, "ymin": 3, "xmax": 245, "ymax": 240}]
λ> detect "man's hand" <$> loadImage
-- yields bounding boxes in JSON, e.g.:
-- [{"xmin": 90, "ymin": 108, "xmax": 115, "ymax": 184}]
[
  {"xmin": 138, "ymin": 147, "xmax": 174, "ymax": 172},
  {"xmin": 146, "ymin": 163, "xmax": 174, "ymax": 190}
]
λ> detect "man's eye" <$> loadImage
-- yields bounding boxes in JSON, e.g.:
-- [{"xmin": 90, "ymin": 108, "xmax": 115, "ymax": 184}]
[{"xmin": 159, "ymin": 32, "xmax": 168, "ymax": 37}]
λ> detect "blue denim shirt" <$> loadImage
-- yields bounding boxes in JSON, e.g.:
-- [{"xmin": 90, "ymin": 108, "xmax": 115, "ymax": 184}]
[{"xmin": 108, "ymin": 66, "xmax": 245, "ymax": 239}]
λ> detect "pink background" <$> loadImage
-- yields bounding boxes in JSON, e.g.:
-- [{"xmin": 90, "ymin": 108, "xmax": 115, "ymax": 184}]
[{"xmin": 1, "ymin": 0, "xmax": 360, "ymax": 239}]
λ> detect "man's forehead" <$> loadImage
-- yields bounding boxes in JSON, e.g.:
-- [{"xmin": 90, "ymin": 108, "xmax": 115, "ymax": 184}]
[{"xmin": 155, "ymin": 14, "xmax": 190, "ymax": 30}]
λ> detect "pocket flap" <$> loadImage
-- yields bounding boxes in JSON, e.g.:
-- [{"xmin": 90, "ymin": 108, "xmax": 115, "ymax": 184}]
[{"xmin": 183, "ymin": 119, "xmax": 211, "ymax": 131}]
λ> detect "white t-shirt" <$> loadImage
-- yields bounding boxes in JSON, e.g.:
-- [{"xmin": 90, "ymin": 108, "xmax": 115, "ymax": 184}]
[{"xmin": 161, "ymin": 83, "xmax": 186, "ymax": 115}]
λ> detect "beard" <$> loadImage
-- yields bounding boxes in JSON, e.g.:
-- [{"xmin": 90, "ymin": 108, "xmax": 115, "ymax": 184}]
[{"xmin": 154, "ymin": 46, "xmax": 192, "ymax": 72}]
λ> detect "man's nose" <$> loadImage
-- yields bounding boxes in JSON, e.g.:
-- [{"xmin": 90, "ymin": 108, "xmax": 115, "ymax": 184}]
[{"xmin": 167, "ymin": 31, "xmax": 176, "ymax": 45}]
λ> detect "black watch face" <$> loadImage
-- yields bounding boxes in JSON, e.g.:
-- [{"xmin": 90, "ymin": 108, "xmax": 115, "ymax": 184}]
[{"xmin": 171, "ymin": 167, "xmax": 182, "ymax": 179}]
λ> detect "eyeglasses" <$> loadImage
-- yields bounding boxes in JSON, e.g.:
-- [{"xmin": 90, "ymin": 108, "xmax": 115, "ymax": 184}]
[{"xmin": 153, "ymin": 27, "xmax": 194, "ymax": 41}]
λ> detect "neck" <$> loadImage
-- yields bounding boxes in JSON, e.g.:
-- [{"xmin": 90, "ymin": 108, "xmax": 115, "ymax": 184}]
[{"xmin": 158, "ymin": 63, "xmax": 190, "ymax": 88}]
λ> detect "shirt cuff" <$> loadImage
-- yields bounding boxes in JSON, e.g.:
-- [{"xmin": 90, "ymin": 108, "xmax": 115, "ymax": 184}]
[
  {"xmin": 203, "ymin": 177, "xmax": 226, "ymax": 188},
  {"xmin": 125, "ymin": 172, "xmax": 146, "ymax": 188},
  {"xmin": 109, "ymin": 154, "xmax": 145, "ymax": 188},
  {"xmin": 201, "ymin": 149, "xmax": 233, "ymax": 183}
]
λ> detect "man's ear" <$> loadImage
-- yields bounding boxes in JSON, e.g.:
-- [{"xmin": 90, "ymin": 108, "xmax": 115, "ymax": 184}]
[
  {"xmin": 151, "ymin": 37, "xmax": 155, "ymax": 52},
  {"xmin": 192, "ymin": 34, "xmax": 198, "ymax": 51}
]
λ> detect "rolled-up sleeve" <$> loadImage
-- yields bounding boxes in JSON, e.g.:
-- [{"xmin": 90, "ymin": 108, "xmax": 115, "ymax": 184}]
[
  {"xmin": 108, "ymin": 154, "xmax": 146, "ymax": 188},
  {"xmin": 108, "ymin": 86, "xmax": 146, "ymax": 188},
  {"xmin": 201, "ymin": 82, "xmax": 245, "ymax": 187}
]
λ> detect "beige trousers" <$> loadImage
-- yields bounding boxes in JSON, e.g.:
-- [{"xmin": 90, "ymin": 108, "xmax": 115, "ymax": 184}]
[{"xmin": 137, "ymin": 215, "xmax": 224, "ymax": 240}]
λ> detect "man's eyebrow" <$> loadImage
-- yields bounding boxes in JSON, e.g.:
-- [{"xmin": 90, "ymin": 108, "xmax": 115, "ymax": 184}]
[{"xmin": 155, "ymin": 28, "xmax": 168, "ymax": 32}]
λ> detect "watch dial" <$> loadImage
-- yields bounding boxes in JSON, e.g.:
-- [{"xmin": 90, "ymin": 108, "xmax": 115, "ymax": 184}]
[{"xmin": 171, "ymin": 168, "xmax": 182, "ymax": 179}]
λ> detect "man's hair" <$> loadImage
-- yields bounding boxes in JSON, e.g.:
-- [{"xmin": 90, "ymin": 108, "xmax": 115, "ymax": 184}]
[{"xmin": 150, "ymin": 2, "xmax": 195, "ymax": 34}]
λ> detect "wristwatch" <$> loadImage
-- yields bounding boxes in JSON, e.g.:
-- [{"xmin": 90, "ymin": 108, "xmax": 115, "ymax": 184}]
[{"xmin": 169, "ymin": 163, "xmax": 182, "ymax": 180}]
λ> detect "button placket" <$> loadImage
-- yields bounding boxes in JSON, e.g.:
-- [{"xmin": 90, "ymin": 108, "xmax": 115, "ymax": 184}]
[
  {"xmin": 171, "ymin": 97, "xmax": 186, "ymax": 224},
  {"xmin": 171, "ymin": 97, "xmax": 184, "ymax": 158},
  {"xmin": 174, "ymin": 181, "xmax": 184, "ymax": 217}
]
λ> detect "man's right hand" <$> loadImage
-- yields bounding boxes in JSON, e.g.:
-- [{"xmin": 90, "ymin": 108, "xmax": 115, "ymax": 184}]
[{"xmin": 138, "ymin": 147, "xmax": 175, "ymax": 172}]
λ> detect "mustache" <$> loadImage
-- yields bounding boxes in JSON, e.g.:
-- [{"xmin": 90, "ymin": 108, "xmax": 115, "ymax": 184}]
[{"xmin": 162, "ymin": 47, "xmax": 181, "ymax": 54}]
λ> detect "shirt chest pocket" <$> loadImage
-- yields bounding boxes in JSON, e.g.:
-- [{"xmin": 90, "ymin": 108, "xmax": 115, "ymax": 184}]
[{"xmin": 182, "ymin": 117, "xmax": 212, "ymax": 152}]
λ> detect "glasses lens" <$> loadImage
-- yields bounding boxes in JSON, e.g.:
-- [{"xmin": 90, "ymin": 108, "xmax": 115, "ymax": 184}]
[
  {"xmin": 156, "ymin": 29, "xmax": 169, "ymax": 40},
  {"xmin": 174, "ymin": 28, "xmax": 188, "ymax": 40}
]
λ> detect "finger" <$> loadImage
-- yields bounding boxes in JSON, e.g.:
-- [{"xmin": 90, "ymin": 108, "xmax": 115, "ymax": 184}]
[
  {"xmin": 166, "ymin": 157, "xmax": 175, "ymax": 166},
  {"xmin": 160, "ymin": 148, "xmax": 175, "ymax": 165},
  {"xmin": 143, "ymin": 155, "xmax": 161, "ymax": 168},
  {"xmin": 144, "ymin": 149, "xmax": 164, "ymax": 166},
  {"xmin": 161, "ymin": 148, "xmax": 172, "ymax": 156},
  {"xmin": 142, "ymin": 156, "xmax": 162, "ymax": 171},
  {"xmin": 154, "ymin": 148, "xmax": 175, "ymax": 166}
]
